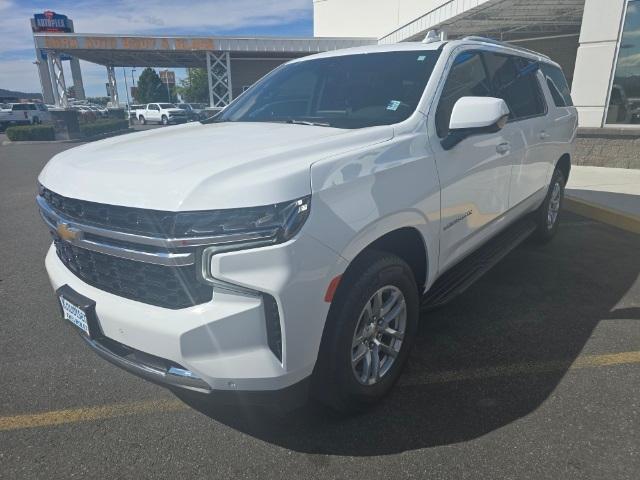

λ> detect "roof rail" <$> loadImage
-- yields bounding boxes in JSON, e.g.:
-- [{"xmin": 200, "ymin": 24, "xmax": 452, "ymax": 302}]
[{"xmin": 461, "ymin": 36, "xmax": 551, "ymax": 60}]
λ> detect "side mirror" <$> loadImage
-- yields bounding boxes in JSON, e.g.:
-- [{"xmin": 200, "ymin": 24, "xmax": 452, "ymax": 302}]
[{"xmin": 442, "ymin": 97, "xmax": 510, "ymax": 150}]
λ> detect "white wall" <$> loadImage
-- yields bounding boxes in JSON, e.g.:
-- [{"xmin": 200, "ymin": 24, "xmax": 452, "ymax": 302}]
[
  {"xmin": 571, "ymin": 0, "xmax": 626, "ymax": 127},
  {"xmin": 313, "ymin": 0, "xmax": 455, "ymax": 38}
]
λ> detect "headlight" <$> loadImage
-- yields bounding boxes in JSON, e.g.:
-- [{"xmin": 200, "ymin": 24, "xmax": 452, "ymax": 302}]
[{"xmin": 173, "ymin": 195, "xmax": 311, "ymax": 245}]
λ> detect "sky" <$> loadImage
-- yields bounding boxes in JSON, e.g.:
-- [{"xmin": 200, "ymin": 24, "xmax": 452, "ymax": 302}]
[{"xmin": 0, "ymin": 0, "xmax": 314, "ymax": 99}]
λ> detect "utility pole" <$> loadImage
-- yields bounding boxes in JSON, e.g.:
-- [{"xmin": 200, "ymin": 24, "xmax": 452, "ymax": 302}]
[{"xmin": 123, "ymin": 67, "xmax": 130, "ymax": 108}]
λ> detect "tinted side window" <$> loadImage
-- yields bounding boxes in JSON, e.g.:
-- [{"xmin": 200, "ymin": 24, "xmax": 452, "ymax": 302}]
[
  {"xmin": 540, "ymin": 63, "xmax": 573, "ymax": 107},
  {"xmin": 436, "ymin": 51, "xmax": 491, "ymax": 137},
  {"xmin": 483, "ymin": 53, "xmax": 546, "ymax": 120},
  {"xmin": 13, "ymin": 104, "xmax": 27, "ymax": 110}
]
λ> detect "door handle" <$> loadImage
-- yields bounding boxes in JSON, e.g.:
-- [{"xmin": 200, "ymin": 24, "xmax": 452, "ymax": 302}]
[
  {"xmin": 496, "ymin": 142, "xmax": 510, "ymax": 155},
  {"xmin": 540, "ymin": 131, "xmax": 550, "ymax": 140}
]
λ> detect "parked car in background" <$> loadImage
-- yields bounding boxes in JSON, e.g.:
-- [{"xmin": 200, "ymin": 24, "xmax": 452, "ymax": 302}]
[
  {"xmin": 176, "ymin": 103, "xmax": 208, "ymax": 121},
  {"xmin": 37, "ymin": 37, "xmax": 576, "ymax": 413},
  {"xmin": 128, "ymin": 104, "xmax": 144, "ymax": 121},
  {"xmin": 137, "ymin": 103, "xmax": 187, "ymax": 125},
  {"xmin": 70, "ymin": 105, "xmax": 97, "ymax": 122},
  {"xmin": 0, "ymin": 103, "xmax": 51, "ymax": 127}
]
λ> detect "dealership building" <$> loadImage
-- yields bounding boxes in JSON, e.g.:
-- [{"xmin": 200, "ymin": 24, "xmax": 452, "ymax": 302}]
[{"xmin": 33, "ymin": 0, "xmax": 640, "ymax": 132}]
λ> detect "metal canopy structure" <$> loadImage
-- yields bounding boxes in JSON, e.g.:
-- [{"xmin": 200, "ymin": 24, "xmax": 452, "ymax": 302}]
[
  {"xmin": 380, "ymin": 0, "xmax": 586, "ymax": 43},
  {"xmin": 33, "ymin": 33, "xmax": 376, "ymax": 107}
]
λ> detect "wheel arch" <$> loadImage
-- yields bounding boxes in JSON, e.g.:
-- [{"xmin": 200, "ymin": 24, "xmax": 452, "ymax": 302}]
[{"xmin": 339, "ymin": 222, "xmax": 430, "ymax": 294}]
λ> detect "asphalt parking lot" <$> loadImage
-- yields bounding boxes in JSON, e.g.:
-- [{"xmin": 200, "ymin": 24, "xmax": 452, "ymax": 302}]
[{"xmin": 0, "ymin": 133, "xmax": 639, "ymax": 479}]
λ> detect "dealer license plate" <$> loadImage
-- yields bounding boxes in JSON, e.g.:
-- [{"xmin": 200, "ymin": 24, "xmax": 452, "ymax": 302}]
[{"xmin": 59, "ymin": 296, "xmax": 90, "ymax": 336}]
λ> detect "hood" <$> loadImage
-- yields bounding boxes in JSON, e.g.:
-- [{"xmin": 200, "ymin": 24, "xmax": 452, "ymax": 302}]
[{"xmin": 39, "ymin": 121, "xmax": 393, "ymax": 211}]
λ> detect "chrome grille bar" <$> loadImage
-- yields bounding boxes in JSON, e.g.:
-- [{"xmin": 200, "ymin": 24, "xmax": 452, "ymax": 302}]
[
  {"xmin": 36, "ymin": 195, "xmax": 278, "ymax": 249},
  {"xmin": 38, "ymin": 204, "xmax": 195, "ymax": 267}
]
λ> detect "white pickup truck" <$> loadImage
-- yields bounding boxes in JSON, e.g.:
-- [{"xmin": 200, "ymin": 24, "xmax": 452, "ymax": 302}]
[
  {"xmin": 0, "ymin": 103, "xmax": 50, "ymax": 127},
  {"xmin": 38, "ymin": 37, "xmax": 577, "ymax": 412},
  {"xmin": 136, "ymin": 103, "xmax": 187, "ymax": 125}
]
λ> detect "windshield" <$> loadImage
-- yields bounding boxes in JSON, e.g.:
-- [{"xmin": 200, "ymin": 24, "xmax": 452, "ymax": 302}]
[
  {"xmin": 190, "ymin": 103, "xmax": 205, "ymax": 109},
  {"xmin": 159, "ymin": 103, "xmax": 176, "ymax": 109},
  {"xmin": 177, "ymin": 104, "xmax": 190, "ymax": 110},
  {"xmin": 209, "ymin": 50, "xmax": 440, "ymax": 129}
]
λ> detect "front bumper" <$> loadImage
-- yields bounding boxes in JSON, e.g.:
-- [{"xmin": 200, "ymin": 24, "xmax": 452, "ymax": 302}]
[
  {"xmin": 45, "ymin": 232, "xmax": 346, "ymax": 394},
  {"xmin": 81, "ymin": 333, "xmax": 212, "ymax": 393}
]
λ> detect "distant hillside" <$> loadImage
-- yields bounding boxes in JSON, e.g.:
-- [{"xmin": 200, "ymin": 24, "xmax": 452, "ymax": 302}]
[{"xmin": 0, "ymin": 88, "xmax": 43, "ymax": 100}]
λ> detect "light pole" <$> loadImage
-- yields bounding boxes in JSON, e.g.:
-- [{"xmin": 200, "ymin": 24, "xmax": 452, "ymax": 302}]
[
  {"xmin": 123, "ymin": 67, "xmax": 130, "ymax": 108},
  {"xmin": 131, "ymin": 68, "xmax": 136, "ymax": 88}
]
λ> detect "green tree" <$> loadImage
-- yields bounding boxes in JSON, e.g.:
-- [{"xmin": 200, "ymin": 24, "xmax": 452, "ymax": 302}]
[
  {"xmin": 136, "ymin": 68, "xmax": 167, "ymax": 103},
  {"xmin": 177, "ymin": 68, "xmax": 209, "ymax": 103}
]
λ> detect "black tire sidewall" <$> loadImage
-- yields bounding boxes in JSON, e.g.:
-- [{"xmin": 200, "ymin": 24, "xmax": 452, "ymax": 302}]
[
  {"xmin": 315, "ymin": 251, "xmax": 419, "ymax": 410},
  {"xmin": 162, "ymin": 115, "xmax": 168, "ymax": 125},
  {"xmin": 534, "ymin": 168, "xmax": 566, "ymax": 241}
]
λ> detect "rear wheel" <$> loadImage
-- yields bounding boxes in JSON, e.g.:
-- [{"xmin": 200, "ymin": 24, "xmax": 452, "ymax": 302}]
[
  {"xmin": 532, "ymin": 167, "xmax": 566, "ymax": 243},
  {"xmin": 312, "ymin": 250, "xmax": 419, "ymax": 412},
  {"xmin": 32, "ymin": 117, "xmax": 40, "ymax": 125},
  {"xmin": 139, "ymin": 115, "xmax": 146, "ymax": 125}
]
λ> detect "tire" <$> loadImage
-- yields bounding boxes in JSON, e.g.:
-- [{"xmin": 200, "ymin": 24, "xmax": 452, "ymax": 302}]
[
  {"xmin": 532, "ymin": 167, "xmax": 566, "ymax": 243},
  {"xmin": 312, "ymin": 250, "xmax": 419, "ymax": 412},
  {"xmin": 32, "ymin": 117, "xmax": 40, "ymax": 125},
  {"xmin": 139, "ymin": 116, "xmax": 146, "ymax": 125},
  {"xmin": 161, "ymin": 115, "xmax": 169, "ymax": 125}
]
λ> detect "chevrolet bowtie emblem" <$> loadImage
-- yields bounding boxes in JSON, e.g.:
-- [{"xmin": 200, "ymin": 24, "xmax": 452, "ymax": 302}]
[{"xmin": 56, "ymin": 222, "xmax": 82, "ymax": 241}]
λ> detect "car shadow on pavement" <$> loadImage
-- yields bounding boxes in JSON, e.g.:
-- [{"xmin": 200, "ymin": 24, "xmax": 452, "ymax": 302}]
[{"xmin": 176, "ymin": 213, "xmax": 640, "ymax": 456}]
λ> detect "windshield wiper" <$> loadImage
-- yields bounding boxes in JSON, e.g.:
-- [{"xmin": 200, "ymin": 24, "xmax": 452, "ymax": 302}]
[{"xmin": 285, "ymin": 119, "xmax": 332, "ymax": 127}]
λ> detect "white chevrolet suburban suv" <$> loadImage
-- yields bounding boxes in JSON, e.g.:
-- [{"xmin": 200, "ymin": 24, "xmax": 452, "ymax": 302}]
[{"xmin": 37, "ymin": 37, "xmax": 577, "ymax": 412}]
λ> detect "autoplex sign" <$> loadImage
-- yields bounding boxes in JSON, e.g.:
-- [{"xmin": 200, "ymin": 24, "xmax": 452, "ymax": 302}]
[
  {"xmin": 41, "ymin": 36, "xmax": 216, "ymax": 51},
  {"xmin": 33, "ymin": 11, "xmax": 72, "ymax": 33}
]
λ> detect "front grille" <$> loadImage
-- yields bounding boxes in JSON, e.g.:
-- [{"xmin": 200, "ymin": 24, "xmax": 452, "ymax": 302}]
[
  {"xmin": 55, "ymin": 240, "xmax": 212, "ymax": 309},
  {"xmin": 41, "ymin": 188, "xmax": 176, "ymax": 237}
]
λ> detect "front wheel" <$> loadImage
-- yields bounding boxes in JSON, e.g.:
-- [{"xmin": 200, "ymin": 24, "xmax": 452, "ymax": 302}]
[
  {"xmin": 161, "ymin": 115, "xmax": 169, "ymax": 125},
  {"xmin": 139, "ymin": 116, "xmax": 146, "ymax": 125},
  {"xmin": 312, "ymin": 250, "xmax": 419, "ymax": 412},
  {"xmin": 532, "ymin": 167, "xmax": 566, "ymax": 243}
]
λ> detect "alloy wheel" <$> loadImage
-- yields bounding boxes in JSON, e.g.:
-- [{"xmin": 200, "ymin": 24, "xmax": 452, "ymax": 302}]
[
  {"xmin": 351, "ymin": 285, "xmax": 406, "ymax": 385},
  {"xmin": 547, "ymin": 181, "xmax": 561, "ymax": 229}
]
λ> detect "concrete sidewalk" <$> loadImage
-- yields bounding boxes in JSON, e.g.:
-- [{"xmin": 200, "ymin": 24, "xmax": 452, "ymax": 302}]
[{"xmin": 565, "ymin": 166, "xmax": 640, "ymax": 234}]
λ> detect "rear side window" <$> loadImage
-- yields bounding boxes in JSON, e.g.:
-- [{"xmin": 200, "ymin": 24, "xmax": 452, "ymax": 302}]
[
  {"xmin": 12, "ymin": 104, "xmax": 27, "ymax": 110},
  {"xmin": 483, "ymin": 52, "xmax": 546, "ymax": 120},
  {"xmin": 435, "ymin": 51, "xmax": 491, "ymax": 137},
  {"xmin": 540, "ymin": 63, "xmax": 573, "ymax": 107}
]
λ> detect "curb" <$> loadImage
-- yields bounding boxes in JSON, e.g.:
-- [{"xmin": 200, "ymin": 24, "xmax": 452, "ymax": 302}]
[
  {"xmin": 1, "ymin": 128, "xmax": 133, "ymax": 146},
  {"xmin": 565, "ymin": 195, "xmax": 640, "ymax": 235}
]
